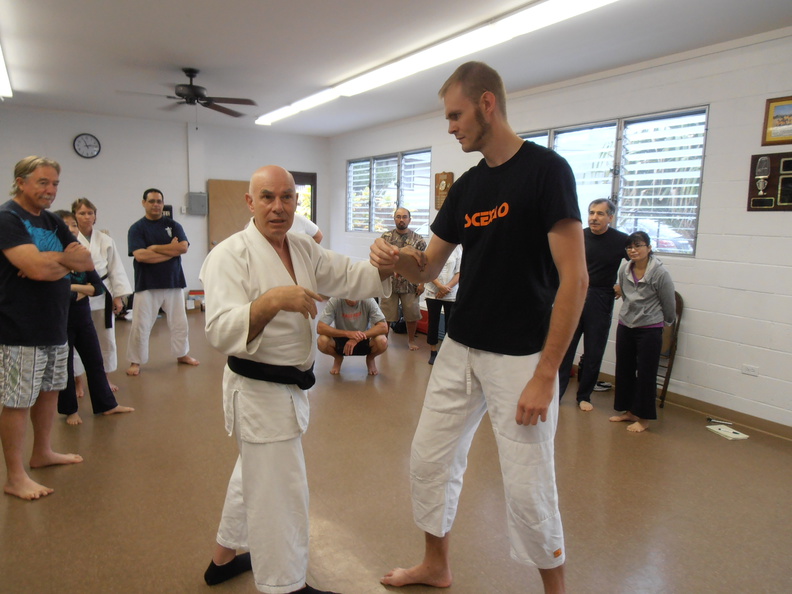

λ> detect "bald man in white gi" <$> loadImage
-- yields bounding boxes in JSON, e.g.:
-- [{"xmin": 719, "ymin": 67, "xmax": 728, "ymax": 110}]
[{"xmin": 200, "ymin": 165, "xmax": 391, "ymax": 594}]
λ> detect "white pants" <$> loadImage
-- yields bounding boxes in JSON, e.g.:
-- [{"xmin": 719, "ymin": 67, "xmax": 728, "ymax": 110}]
[
  {"xmin": 90, "ymin": 307, "xmax": 118, "ymax": 373},
  {"xmin": 411, "ymin": 337, "xmax": 565, "ymax": 569},
  {"xmin": 126, "ymin": 288, "xmax": 189, "ymax": 365},
  {"xmin": 215, "ymin": 371, "xmax": 309, "ymax": 594}
]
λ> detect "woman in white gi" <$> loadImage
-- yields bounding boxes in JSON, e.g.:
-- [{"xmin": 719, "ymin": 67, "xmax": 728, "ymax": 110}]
[
  {"xmin": 72, "ymin": 198, "xmax": 133, "ymax": 391},
  {"xmin": 200, "ymin": 165, "xmax": 390, "ymax": 594}
]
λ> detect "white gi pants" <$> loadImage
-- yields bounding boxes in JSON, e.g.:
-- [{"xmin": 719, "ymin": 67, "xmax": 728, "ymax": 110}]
[
  {"xmin": 215, "ymin": 369, "xmax": 310, "ymax": 594},
  {"xmin": 411, "ymin": 337, "xmax": 565, "ymax": 569},
  {"xmin": 126, "ymin": 288, "xmax": 189, "ymax": 364},
  {"xmin": 90, "ymin": 308, "xmax": 118, "ymax": 373}
]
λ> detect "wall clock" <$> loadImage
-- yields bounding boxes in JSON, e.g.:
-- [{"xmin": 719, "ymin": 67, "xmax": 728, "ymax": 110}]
[{"xmin": 73, "ymin": 133, "xmax": 101, "ymax": 158}]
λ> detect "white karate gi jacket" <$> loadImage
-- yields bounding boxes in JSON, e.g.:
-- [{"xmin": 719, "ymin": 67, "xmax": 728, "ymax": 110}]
[
  {"xmin": 200, "ymin": 220, "xmax": 390, "ymax": 440},
  {"xmin": 78, "ymin": 229, "xmax": 133, "ymax": 311}
]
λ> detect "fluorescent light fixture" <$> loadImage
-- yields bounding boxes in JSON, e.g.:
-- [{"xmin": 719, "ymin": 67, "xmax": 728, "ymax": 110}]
[
  {"xmin": 255, "ymin": 88, "xmax": 340, "ymax": 126},
  {"xmin": 257, "ymin": 0, "xmax": 619, "ymax": 125},
  {"xmin": 0, "ymin": 40, "xmax": 12, "ymax": 97}
]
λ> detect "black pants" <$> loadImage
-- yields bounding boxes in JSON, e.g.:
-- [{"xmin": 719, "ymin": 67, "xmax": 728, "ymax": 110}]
[
  {"xmin": 613, "ymin": 324, "xmax": 663, "ymax": 420},
  {"xmin": 425, "ymin": 298, "xmax": 455, "ymax": 346},
  {"xmin": 558, "ymin": 287, "xmax": 615, "ymax": 402},
  {"xmin": 58, "ymin": 297, "xmax": 118, "ymax": 415}
]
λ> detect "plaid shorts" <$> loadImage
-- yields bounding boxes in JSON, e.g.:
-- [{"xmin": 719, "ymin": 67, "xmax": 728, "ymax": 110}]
[{"xmin": 0, "ymin": 344, "xmax": 69, "ymax": 408}]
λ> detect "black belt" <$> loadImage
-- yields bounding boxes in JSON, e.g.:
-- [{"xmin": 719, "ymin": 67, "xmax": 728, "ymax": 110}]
[
  {"xmin": 227, "ymin": 356, "xmax": 316, "ymax": 390},
  {"xmin": 100, "ymin": 273, "xmax": 113, "ymax": 328}
]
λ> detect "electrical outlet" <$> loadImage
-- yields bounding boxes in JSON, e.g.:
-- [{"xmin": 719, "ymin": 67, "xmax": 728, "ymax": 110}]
[{"xmin": 741, "ymin": 364, "xmax": 758, "ymax": 377}]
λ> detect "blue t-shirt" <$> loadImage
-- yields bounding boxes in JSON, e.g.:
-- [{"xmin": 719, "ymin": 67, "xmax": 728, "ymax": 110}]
[
  {"xmin": 127, "ymin": 216, "xmax": 188, "ymax": 292},
  {"xmin": 431, "ymin": 141, "xmax": 580, "ymax": 356},
  {"xmin": 0, "ymin": 200, "xmax": 74, "ymax": 346}
]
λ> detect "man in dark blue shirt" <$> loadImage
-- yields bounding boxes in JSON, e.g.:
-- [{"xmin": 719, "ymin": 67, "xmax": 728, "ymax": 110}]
[{"xmin": 126, "ymin": 188, "xmax": 199, "ymax": 376}]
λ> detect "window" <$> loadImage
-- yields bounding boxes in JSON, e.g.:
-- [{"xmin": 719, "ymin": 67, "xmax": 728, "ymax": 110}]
[
  {"xmin": 617, "ymin": 112, "xmax": 706, "ymax": 255},
  {"xmin": 346, "ymin": 149, "xmax": 431, "ymax": 233},
  {"xmin": 520, "ymin": 107, "xmax": 707, "ymax": 255},
  {"xmin": 553, "ymin": 124, "xmax": 616, "ymax": 216},
  {"xmin": 292, "ymin": 171, "xmax": 317, "ymax": 221}
]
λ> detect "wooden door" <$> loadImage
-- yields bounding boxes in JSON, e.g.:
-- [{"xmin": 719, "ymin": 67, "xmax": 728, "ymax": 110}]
[{"xmin": 207, "ymin": 179, "xmax": 250, "ymax": 250}]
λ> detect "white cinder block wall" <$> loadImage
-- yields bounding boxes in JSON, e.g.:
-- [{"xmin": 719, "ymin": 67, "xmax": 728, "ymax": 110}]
[
  {"xmin": 328, "ymin": 28, "xmax": 792, "ymax": 427},
  {"xmin": 0, "ymin": 28, "xmax": 790, "ymax": 427}
]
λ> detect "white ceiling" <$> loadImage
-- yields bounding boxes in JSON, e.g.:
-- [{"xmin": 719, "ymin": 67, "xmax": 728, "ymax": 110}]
[{"xmin": 1, "ymin": 0, "xmax": 791, "ymax": 137}]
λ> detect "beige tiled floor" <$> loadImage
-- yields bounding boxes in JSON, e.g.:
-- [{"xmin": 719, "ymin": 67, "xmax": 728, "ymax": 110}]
[{"xmin": 2, "ymin": 311, "xmax": 791, "ymax": 593}]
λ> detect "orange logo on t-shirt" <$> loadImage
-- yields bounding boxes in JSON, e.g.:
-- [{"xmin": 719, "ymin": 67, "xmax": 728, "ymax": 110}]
[{"xmin": 463, "ymin": 202, "xmax": 510, "ymax": 228}]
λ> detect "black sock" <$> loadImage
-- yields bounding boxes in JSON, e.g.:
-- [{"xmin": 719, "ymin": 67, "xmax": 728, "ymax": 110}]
[{"xmin": 204, "ymin": 552, "xmax": 252, "ymax": 586}]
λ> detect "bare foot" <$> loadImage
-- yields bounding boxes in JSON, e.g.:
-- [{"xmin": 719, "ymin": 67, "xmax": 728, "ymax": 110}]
[
  {"xmin": 408, "ymin": 341, "xmax": 419, "ymax": 351},
  {"xmin": 126, "ymin": 363, "xmax": 140, "ymax": 376},
  {"xmin": 29, "ymin": 451, "xmax": 83, "ymax": 469},
  {"xmin": 103, "ymin": 405, "xmax": 134, "ymax": 416},
  {"xmin": 627, "ymin": 420, "xmax": 649, "ymax": 432},
  {"xmin": 578, "ymin": 401, "xmax": 594, "ymax": 412},
  {"xmin": 66, "ymin": 413, "xmax": 83, "ymax": 425},
  {"xmin": 4, "ymin": 477, "xmax": 54, "ymax": 500},
  {"xmin": 366, "ymin": 356, "xmax": 379, "ymax": 376},
  {"xmin": 381, "ymin": 565, "xmax": 453, "ymax": 588},
  {"xmin": 329, "ymin": 358, "xmax": 342, "ymax": 375},
  {"xmin": 107, "ymin": 376, "xmax": 119, "ymax": 392},
  {"xmin": 75, "ymin": 374, "xmax": 85, "ymax": 398},
  {"xmin": 609, "ymin": 412, "xmax": 639, "ymax": 423},
  {"xmin": 177, "ymin": 355, "xmax": 200, "ymax": 366}
]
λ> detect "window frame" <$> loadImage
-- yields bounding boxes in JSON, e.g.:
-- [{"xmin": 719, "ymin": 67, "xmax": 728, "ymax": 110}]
[
  {"xmin": 346, "ymin": 148, "xmax": 432, "ymax": 233},
  {"xmin": 520, "ymin": 106, "xmax": 708, "ymax": 256}
]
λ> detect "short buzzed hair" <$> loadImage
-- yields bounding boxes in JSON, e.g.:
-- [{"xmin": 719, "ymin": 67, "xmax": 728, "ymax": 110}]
[
  {"xmin": 439, "ymin": 61, "xmax": 507, "ymax": 118},
  {"xmin": 10, "ymin": 156, "xmax": 61, "ymax": 196},
  {"xmin": 142, "ymin": 188, "xmax": 163, "ymax": 201}
]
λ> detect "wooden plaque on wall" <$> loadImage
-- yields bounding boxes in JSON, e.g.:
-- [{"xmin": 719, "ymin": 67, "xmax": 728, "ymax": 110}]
[
  {"xmin": 435, "ymin": 172, "xmax": 454, "ymax": 210},
  {"xmin": 746, "ymin": 151, "xmax": 792, "ymax": 211}
]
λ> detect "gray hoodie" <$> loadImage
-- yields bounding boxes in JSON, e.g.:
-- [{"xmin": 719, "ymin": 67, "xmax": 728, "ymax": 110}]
[{"xmin": 617, "ymin": 256, "xmax": 676, "ymax": 328}]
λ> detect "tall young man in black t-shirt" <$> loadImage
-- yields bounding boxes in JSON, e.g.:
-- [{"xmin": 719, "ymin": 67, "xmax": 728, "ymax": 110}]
[
  {"xmin": 370, "ymin": 62, "xmax": 587, "ymax": 594},
  {"xmin": 0, "ymin": 156, "xmax": 94, "ymax": 500},
  {"xmin": 558, "ymin": 199, "xmax": 629, "ymax": 410}
]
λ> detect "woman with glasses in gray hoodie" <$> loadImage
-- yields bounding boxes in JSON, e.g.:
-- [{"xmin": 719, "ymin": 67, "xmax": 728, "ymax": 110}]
[{"xmin": 610, "ymin": 231, "xmax": 676, "ymax": 432}]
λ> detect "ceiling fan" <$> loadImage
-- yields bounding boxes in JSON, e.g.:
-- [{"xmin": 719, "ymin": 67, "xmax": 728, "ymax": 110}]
[{"xmin": 167, "ymin": 67, "xmax": 257, "ymax": 117}]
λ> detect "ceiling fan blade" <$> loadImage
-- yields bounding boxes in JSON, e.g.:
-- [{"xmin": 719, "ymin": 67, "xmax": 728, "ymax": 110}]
[
  {"xmin": 205, "ymin": 96, "xmax": 257, "ymax": 106},
  {"xmin": 161, "ymin": 102, "xmax": 184, "ymax": 111},
  {"xmin": 201, "ymin": 101, "xmax": 245, "ymax": 117}
]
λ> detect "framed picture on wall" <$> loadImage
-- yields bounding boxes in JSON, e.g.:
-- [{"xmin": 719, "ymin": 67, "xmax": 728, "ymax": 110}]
[{"xmin": 761, "ymin": 95, "xmax": 792, "ymax": 146}]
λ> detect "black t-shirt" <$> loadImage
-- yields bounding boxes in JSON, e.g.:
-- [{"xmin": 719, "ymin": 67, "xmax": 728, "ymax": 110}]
[
  {"xmin": 431, "ymin": 141, "xmax": 580, "ymax": 356},
  {"xmin": 0, "ymin": 200, "xmax": 74, "ymax": 346},
  {"xmin": 127, "ymin": 216, "xmax": 188, "ymax": 292},
  {"xmin": 585, "ymin": 227, "xmax": 629, "ymax": 288}
]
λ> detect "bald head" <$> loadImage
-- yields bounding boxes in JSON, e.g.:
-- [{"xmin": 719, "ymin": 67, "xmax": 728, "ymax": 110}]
[
  {"xmin": 246, "ymin": 165, "xmax": 298, "ymax": 244},
  {"xmin": 249, "ymin": 165, "xmax": 295, "ymax": 194}
]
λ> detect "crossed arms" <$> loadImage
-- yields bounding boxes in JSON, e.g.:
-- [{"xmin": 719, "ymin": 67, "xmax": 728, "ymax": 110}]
[
  {"xmin": 3, "ymin": 241, "xmax": 94, "ymax": 281},
  {"xmin": 132, "ymin": 237, "xmax": 188, "ymax": 264}
]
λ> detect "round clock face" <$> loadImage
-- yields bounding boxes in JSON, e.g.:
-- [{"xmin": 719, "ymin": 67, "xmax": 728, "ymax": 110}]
[{"xmin": 73, "ymin": 133, "xmax": 101, "ymax": 158}]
